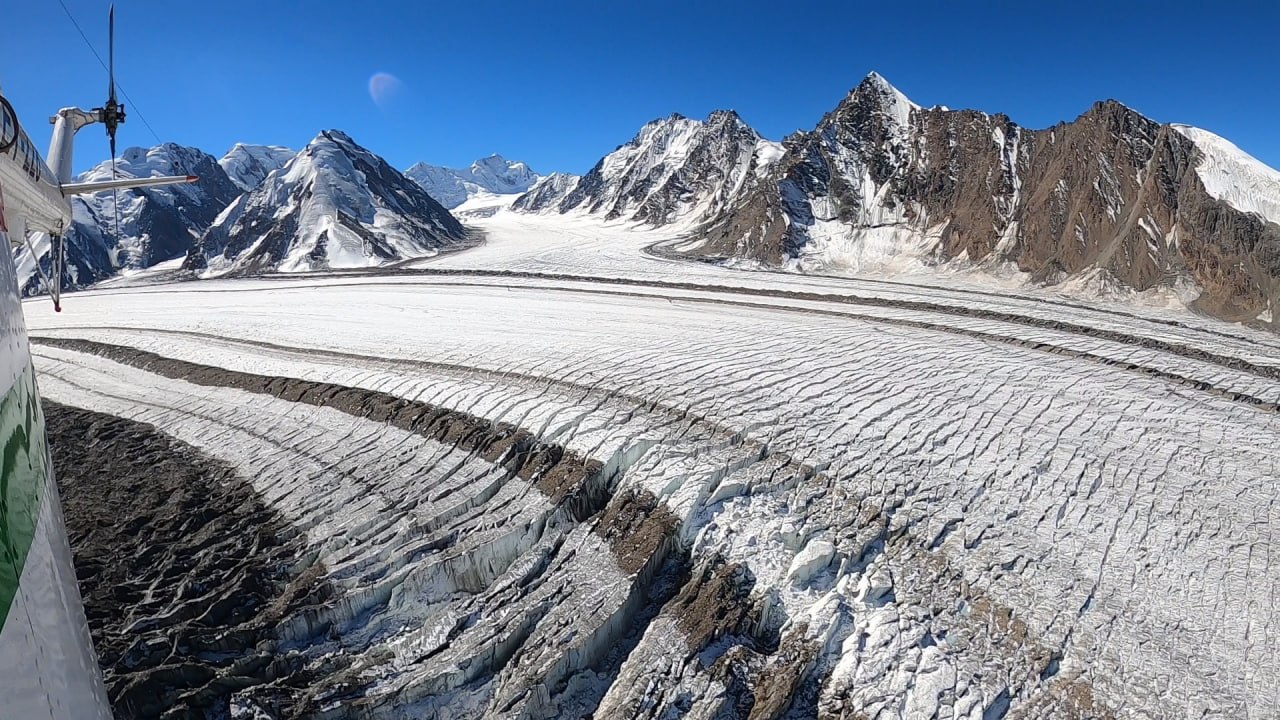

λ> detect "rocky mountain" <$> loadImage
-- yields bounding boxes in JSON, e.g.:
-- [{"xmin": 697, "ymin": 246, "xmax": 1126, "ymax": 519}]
[
  {"xmin": 185, "ymin": 130, "xmax": 467, "ymax": 275},
  {"xmin": 405, "ymin": 154, "xmax": 539, "ymax": 208},
  {"xmin": 510, "ymin": 172, "xmax": 581, "ymax": 213},
  {"xmin": 515, "ymin": 110, "xmax": 783, "ymax": 227},
  {"xmin": 219, "ymin": 143, "xmax": 296, "ymax": 191},
  {"xmin": 13, "ymin": 143, "xmax": 241, "ymax": 295},
  {"xmin": 689, "ymin": 72, "xmax": 1280, "ymax": 325}
]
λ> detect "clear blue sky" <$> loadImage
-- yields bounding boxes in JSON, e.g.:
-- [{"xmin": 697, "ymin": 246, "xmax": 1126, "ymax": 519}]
[{"xmin": 3, "ymin": 0, "xmax": 1277, "ymax": 176}]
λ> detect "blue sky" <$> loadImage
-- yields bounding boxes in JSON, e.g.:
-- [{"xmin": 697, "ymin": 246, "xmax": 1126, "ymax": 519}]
[{"xmin": 3, "ymin": 0, "xmax": 1277, "ymax": 176}]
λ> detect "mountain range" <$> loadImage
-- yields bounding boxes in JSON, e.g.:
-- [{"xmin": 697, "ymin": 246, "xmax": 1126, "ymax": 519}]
[{"xmin": 12, "ymin": 72, "xmax": 1279, "ymax": 327}]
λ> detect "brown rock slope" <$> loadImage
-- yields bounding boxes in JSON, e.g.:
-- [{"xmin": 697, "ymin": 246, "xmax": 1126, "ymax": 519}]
[{"xmin": 696, "ymin": 73, "xmax": 1280, "ymax": 326}]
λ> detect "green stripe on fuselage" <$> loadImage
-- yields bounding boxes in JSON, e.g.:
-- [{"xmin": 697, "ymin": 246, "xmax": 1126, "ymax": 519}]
[{"xmin": 0, "ymin": 362, "xmax": 49, "ymax": 626}]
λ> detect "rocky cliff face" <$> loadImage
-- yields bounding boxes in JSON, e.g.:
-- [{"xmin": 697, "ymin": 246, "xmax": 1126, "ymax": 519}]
[
  {"xmin": 694, "ymin": 73, "xmax": 1280, "ymax": 325},
  {"xmin": 185, "ymin": 130, "xmax": 467, "ymax": 275},
  {"xmin": 510, "ymin": 172, "xmax": 580, "ymax": 213}
]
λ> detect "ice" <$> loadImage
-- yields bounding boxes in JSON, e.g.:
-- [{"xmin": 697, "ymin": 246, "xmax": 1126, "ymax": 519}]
[{"xmin": 23, "ymin": 209, "xmax": 1280, "ymax": 718}]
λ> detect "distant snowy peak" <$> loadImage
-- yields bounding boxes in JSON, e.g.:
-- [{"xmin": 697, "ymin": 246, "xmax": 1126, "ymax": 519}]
[
  {"xmin": 518, "ymin": 109, "xmax": 778, "ymax": 227},
  {"xmin": 80, "ymin": 143, "xmax": 238, "ymax": 205},
  {"xmin": 403, "ymin": 162, "xmax": 470, "ymax": 208},
  {"xmin": 1173, "ymin": 125, "xmax": 1280, "ymax": 229},
  {"xmin": 186, "ymin": 130, "xmax": 466, "ymax": 276},
  {"xmin": 405, "ymin": 154, "xmax": 540, "ymax": 208},
  {"xmin": 466, "ymin": 154, "xmax": 539, "ymax": 194},
  {"xmin": 219, "ymin": 143, "xmax": 296, "ymax": 191}
]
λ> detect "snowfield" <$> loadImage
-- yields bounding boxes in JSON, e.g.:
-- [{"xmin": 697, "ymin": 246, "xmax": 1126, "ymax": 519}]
[{"xmin": 24, "ymin": 210, "xmax": 1280, "ymax": 719}]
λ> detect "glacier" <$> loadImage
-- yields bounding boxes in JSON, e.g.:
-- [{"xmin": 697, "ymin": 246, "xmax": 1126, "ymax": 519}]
[{"xmin": 24, "ymin": 204, "xmax": 1280, "ymax": 718}]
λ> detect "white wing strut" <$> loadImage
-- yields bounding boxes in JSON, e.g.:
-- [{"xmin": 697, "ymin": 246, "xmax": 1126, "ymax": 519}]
[{"xmin": 60, "ymin": 175, "xmax": 197, "ymax": 195}]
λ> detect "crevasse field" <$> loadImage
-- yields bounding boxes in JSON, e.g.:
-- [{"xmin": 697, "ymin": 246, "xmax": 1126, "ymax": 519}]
[{"xmin": 25, "ymin": 211, "xmax": 1280, "ymax": 719}]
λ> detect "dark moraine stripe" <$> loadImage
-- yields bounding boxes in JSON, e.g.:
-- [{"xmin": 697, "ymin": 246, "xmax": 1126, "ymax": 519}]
[
  {"xmin": 46, "ymin": 401, "xmax": 338, "ymax": 719},
  {"xmin": 33, "ymin": 336, "xmax": 607, "ymax": 511}
]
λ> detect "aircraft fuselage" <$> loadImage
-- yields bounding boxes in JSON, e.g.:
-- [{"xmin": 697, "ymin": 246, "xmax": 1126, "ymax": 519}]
[{"xmin": 0, "ymin": 95, "xmax": 71, "ymax": 237}]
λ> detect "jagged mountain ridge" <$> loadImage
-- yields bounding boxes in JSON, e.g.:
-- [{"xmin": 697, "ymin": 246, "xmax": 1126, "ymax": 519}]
[
  {"xmin": 688, "ymin": 73, "xmax": 1280, "ymax": 324},
  {"xmin": 515, "ymin": 110, "xmax": 783, "ymax": 228},
  {"xmin": 185, "ymin": 130, "xmax": 468, "ymax": 275},
  {"xmin": 405, "ymin": 154, "xmax": 540, "ymax": 208}
]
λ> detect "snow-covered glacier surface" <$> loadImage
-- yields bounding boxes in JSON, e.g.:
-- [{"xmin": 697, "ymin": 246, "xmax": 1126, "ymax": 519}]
[{"xmin": 24, "ymin": 210, "xmax": 1280, "ymax": 719}]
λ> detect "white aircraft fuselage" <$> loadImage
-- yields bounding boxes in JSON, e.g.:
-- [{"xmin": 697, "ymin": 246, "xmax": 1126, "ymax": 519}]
[{"xmin": 0, "ymin": 95, "xmax": 73, "ymax": 237}]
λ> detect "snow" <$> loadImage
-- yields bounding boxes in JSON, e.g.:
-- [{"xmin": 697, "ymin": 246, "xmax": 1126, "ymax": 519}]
[
  {"xmin": 787, "ymin": 540, "xmax": 835, "ymax": 586},
  {"xmin": 219, "ymin": 143, "xmax": 295, "ymax": 191},
  {"xmin": 405, "ymin": 154, "xmax": 539, "ymax": 209},
  {"xmin": 1174, "ymin": 124, "xmax": 1280, "ymax": 228},
  {"xmin": 753, "ymin": 138, "xmax": 785, "ymax": 172},
  {"xmin": 597, "ymin": 115, "xmax": 703, "ymax": 193},
  {"xmin": 23, "ymin": 209, "xmax": 1280, "ymax": 719}
]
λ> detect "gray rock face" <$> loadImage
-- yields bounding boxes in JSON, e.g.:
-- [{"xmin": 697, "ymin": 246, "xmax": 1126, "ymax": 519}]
[
  {"xmin": 515, "ymin": 110, "xmax": 783, "ymax": 228},
  {"xmin": 695, "ymin": 73, "xmax": 1280, "ymax": 326},
  {"xmin": 510, "ymin": 172, "xmax": 580, "ymax": 213},
  {"xmin": 185, "ymin": 130, "xmax": 467, "ymax": 275}
]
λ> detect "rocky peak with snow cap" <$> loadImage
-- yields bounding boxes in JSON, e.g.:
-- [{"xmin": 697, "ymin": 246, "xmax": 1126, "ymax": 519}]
[
  {"xmin": 690, "ymin": 71, "xmax": 1280, "ymax": 326},
  {"xmin": 511, "ymin": 172, "xmax": 582, "ymax": 213},
  {"xmin": 516, "ymin": 109, "xmax": 783, "ymax": 227},
  {"xmin": 185, "ymin": 129, "xmax": 466, "ymax": 276}
]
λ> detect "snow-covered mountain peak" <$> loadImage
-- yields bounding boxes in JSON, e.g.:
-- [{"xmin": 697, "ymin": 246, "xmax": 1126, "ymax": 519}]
[
  {"xmin": 287, "ymin": 130, "xmax": 361, "ymax": 177},
  {"xmin": 859, "ymin": 71, "xmax": 917, "ymax": 102},
  {"xmin": 465, "ymin": 154, "xmax": 539, "ymax": 194},
  {"xmin": 706, "ymin": 109, "xmax": 745, "ymax": 124},
  {"xmin": 405, "ymin": 154, "xmax": 541, "ymax": 208},
  {"xmin": 219, "ymin": 143, "xmax": 295, "ymax": 191},
  {"xmin": 15, "ymin": 142, "xmax": 240, "ymax": 296},
  {"xmin": 82, "ymin": 142, "xmax": 208, "ymax": 184},
  {"xmin": 514, "ymin": 110, "xmax": 773, "ymax": 227},
  {"xmin": 186, "ymin": 129, "xmax": 466, "ymax": 276}
]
